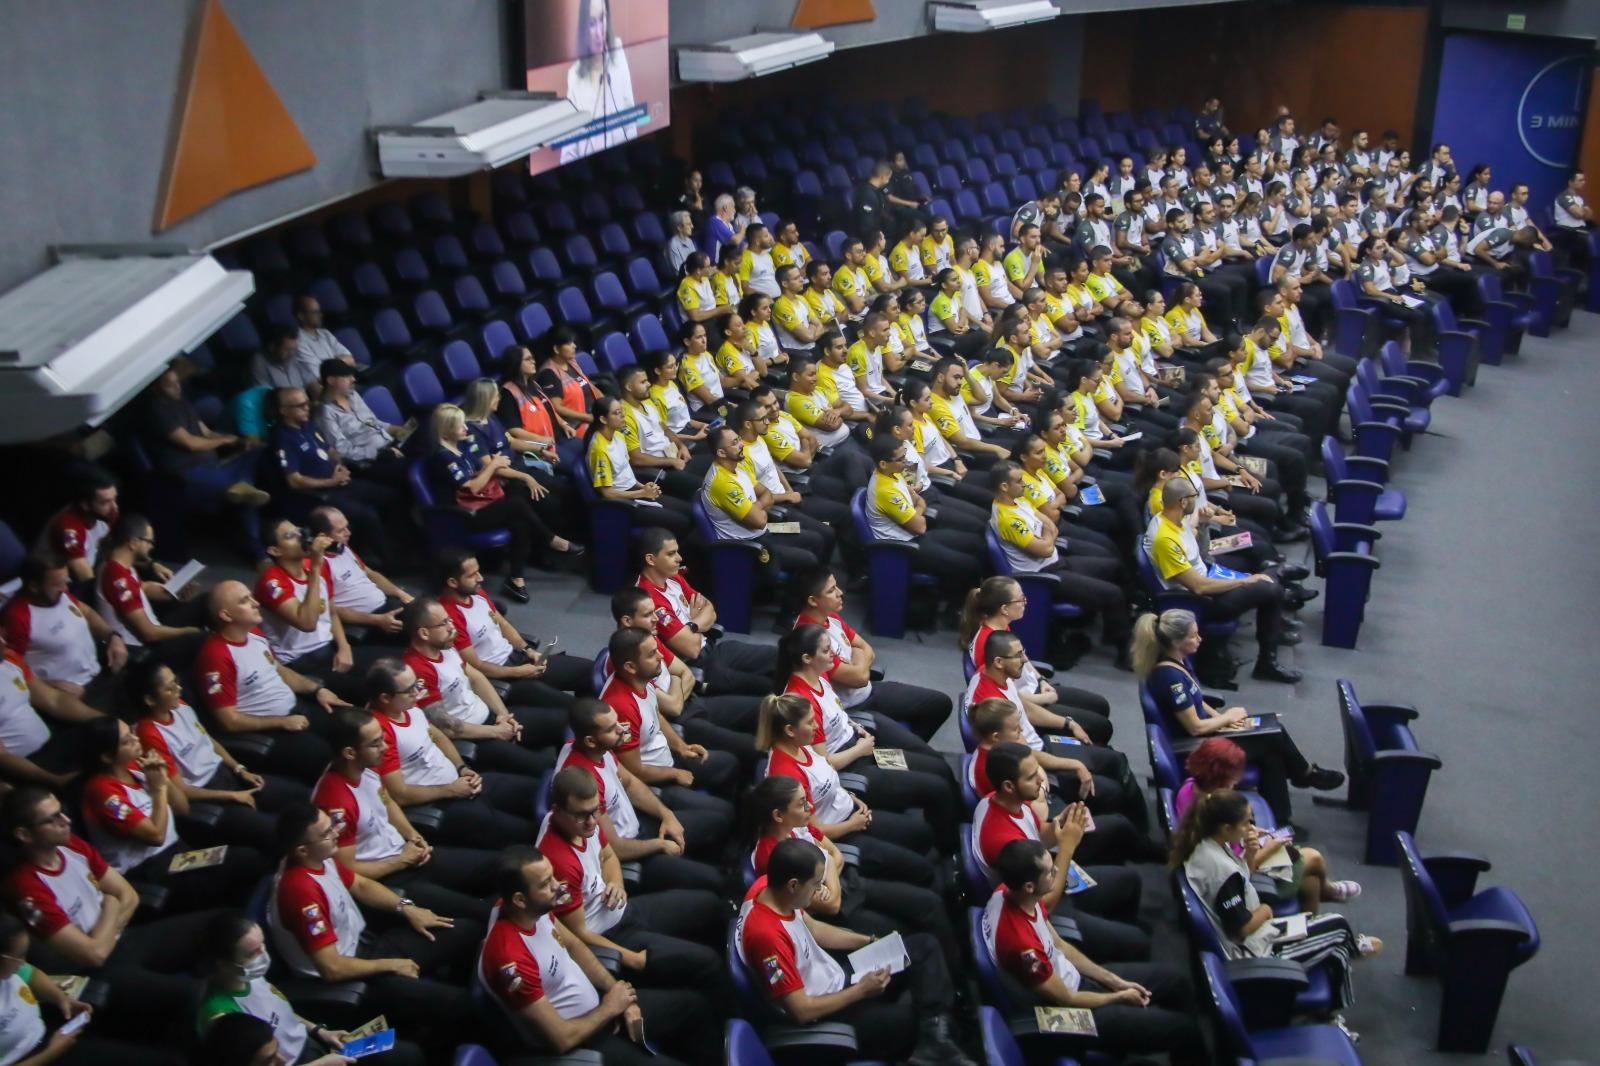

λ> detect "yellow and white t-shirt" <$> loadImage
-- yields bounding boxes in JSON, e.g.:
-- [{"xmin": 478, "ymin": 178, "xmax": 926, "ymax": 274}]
[
  {"xmin": 890, "ymin": 241, "xmax": 925, "ymax": 283},
  {"xmin": 921, "ymin": 233, "xmax": 955, "ymax": 272},
  {"xmin": 929, "ymin": 290, "xmax": 960, "ymax": 333},
  {"xmin": 702, "ymin": 464, "xmax": 763, "ymax": 541},
  {"xmin": 1147, "ymin": 514, "xmax": 1202, "ymax": 589},
  {"xmin": 763, "ymin": 410, "xmax": 806, "ymax": 462},
  {"xmin": 587, "ymin": 429, "xmax": 638, "ymax": 491},
  {"xmin": 677, "ymin": 275, "xmax": 714, "ymax": 314},
  {"xmin": 786, "ymin": 388, "xmax": 849, "ymax": 447},
  {"xmin": 772, "ymin": 294, "xmax": 815, "ymax": 351},
  {"xmin": 738, "ymin": 248, "xmax": 778, "ymax": 297},
  {"xmin": 846, "ymin": 339, "xmax": 887, "ymax": 395},
  {"xmin": 772, "ymin": 241, "xmax": 810, "ymax": 271},
  {"xmin": 866, "ymin": 471, "xmax": 917, "ymax": 543},
  {"xmin": 993, "ymin": 498, "xmax": 1056, "ymax": 571},
  {"xmin": 678, "ymin": 351, "xmax": 725, "ymax": 410}
]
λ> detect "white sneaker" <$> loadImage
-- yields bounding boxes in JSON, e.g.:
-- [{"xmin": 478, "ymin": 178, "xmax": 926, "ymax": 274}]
[
  {"xmin": 1328, "ymin": 880, "xmax": 1362, "ymax": 902},
  {"xmin": 1357, "ymin": 934, "xmax": 1383, "ymax": 956},
  {"xmin": 1333, "ymin": 1014, "xmax": 1362, "ymax": 1044}
]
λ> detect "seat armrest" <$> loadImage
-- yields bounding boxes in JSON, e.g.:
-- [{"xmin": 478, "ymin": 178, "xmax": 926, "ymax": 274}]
[
  {"xmin": 867, "ymin": 538, "xmax": 920, "ymax": 553},
  {"xmin": 406, "ymin": 805, "xmax": 445, "ymax": 832},
  {"xmin": 181, "ymin": 803, "xmax": 226, "ymax": 829},
  {"xmin": 1372, "ymin": 749, "xmax": 1441, "ymax": 771},
  {"xmin": 619, "ymin": 861, "xmax": 642, "ymax": 886},
  {"xmin": 453, "ymin": 740, "xmax": 478, "ymax": 762},
  {"xmin": 1332, "ymin": 521, "xmax": 1382, "ymax": 540},
  {"xmin": 759, "ymin": 1022, "xmax": 862, "ymax": 1064},
  {"xmin": 838, "ymin": 772, "xmax": 869, "ymax": 794},
  {"xmin": 132, "ymin": 882, "xmax": 169, "ymax": 915},
  {"xmin": 1015, "ymin": 570, "xmax": 1063, "ymax": 589},
  {"xmin": 591, "ymin": 946, "xmax": 622, "ymax": 974},
  {"xmin": 835, "ymin": 842, "xmax": 861, "ymax": 868},
  {"xmin": 278, "ymin": 977, "xmax": 369, "ymax": 1013},
  {"xmin": 1048, "ymin": 913, "xmax": 1082, "ymax": 942},
  {"xmin": 1324, "ymin": 551, "xmax": 1381, "ymax": 569},
  {"xmin": 1330, "ymin": 477, "xmax": 1386, "ymax": 496},
  {"xmin": 1422, "ymin": 851, "xmax": 1491, "ymax": 905},
  {"xmin": 1361, "ymin": 702, "xmax": 1418, "ymax": 722},
  {"xmin": 1342, "ymin": 455, "xmax": 1390, "ymax": 480},
  {"xmin": 1352, "ymin": 419, "xmax": 1401, "ymax": 437},
  {"xmin": 522, "ymin": 1052, "xmax": 606, "ymax": 1066},
  {"xmin": 219, "ymin": 735, "xmax": 275, "ymax": 760},
  {"xmin": 1446, "ymin": 918, "xmax": 1535, "ymax": 947},
  {"xmin": 1029, "ymin": 659, "xmax": 1056, "ymax": 679},
  {"xmin": 490, "ymin": 680, "xmax": 511, "ymax": 699},
  {"xmin": 1224, "ymin": 956, "xmax": 1311, "ymax": 1030}
]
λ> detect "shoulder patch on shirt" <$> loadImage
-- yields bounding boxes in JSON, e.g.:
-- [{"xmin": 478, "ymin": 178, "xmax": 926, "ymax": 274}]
[
  {"xmin": 1019, "ymin": 947, "xmax": 1048, "ymax": 979},
  {"xmin": 762, "ymin": 954, "xmax": 786, "ymax": 986},
  {"xmin": 500, "ymin": 961, "xmax": 523, "ymax": 992}
]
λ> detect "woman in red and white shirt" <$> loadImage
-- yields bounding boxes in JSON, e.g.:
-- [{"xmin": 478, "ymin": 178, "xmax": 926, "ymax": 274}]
[
  {"xmin": 77, "ymin": 717, "xmax": 268, "ymax": 912},
  {"xmin": 777, "ymin": 626, "xmax": 958, "ymax": 854},
  {"xmin": 960, "ymin": 575, "xmax": 1115, "ymax": 744},
  {"xmin": 127, "ymin": 661, "xmax": 299, "ymax": 854},
  {"xmin": 753, "ymin": 692, "xmax": 938, "ymax": 891},
  {"xmin": 743, "ymin": 774, "xmax": 955, "ymax": 959}
]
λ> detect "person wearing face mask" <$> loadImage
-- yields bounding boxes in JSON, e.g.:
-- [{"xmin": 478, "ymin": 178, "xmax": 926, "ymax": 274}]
[{"xmin": 195, "ymin": 911, "xmax": 425, "ymax": 1066}]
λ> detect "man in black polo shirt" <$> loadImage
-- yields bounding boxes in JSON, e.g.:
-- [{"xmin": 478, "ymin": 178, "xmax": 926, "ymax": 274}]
[{"xmin": 852, "ymin": 160, "xmax": 893, "ymax": 240}]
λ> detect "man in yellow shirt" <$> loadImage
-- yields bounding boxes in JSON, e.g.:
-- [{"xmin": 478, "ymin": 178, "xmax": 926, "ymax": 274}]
[
  {"xmin": 1084, "ymin": 246, "xmax": 1133, "ymax": 316},
  {"xmin": 890, "ymin": 218, "xmax": 931, "ymax": 289},
  {"xmin": 919, "ymin": 215, "xmax": 955, "ymax": 274},
  {"xmin": 830, "ymin": 237, "xmax": 873, "ymax": 321},
  {"xmin": 927, "ymin": 356, "xmax": 1010, "ymax": 462},
  {"xmin": 701, "ymin": 426, "xmax": 826, "ymax": 580},
  {"xmin": 737, "ymin": 223, "xmax": 779, "ymax": 298},
  {"xmin": 1003, "ymin": 224, "xmax": 1046, "ymax": 296},
  {"xmin": 771, "ymin": 265, "xmax": 820, "ymax": 352},
  {"xmin": 757, "ymin": 382, "xmax": 871, "ymax": 490},
  {"xmin": 846, "ymin": 313, "xmax": 897, "ymax": 407},
  {"xmin": 990, "ymin": 460, "xmax": 1130, "ymax": 656},
  {"xmin": 731, "ymin": 398, "xmax": 840, "ymax": 561},
  {"xmin": 864, "ymin": 433, "xmax": 983, "ymax": 595},
  {"xmin": 1144, "ymin": 477, "xmax": 1300, "ymax": 684},
  {"xmin": 770, "ymin": 220, "xmax": 810, "ymax": 271},
  {"xmin": 860, "ymin": 229, "xmax": 903, "ymax": 294},
  {"xmin": 800, "ymin": 262, "xmax": 844, "ymax": 335}
]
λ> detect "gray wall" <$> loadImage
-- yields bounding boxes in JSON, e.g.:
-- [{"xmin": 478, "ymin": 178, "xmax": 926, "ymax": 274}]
[
  {"xmin": 0, "ymin": 0, "xmax": 506, "ymax": 293},
  {"xmin": 1439, "ymin": 0, "xmax": 1600, "ymax": 43}
]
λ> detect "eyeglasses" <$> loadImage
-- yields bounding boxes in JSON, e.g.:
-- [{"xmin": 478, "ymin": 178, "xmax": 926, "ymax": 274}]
[
  {"xmin": 31, "ymin": 811, "xmax": 70, "ymax": 829},
  {"xmin": 563, "ymin": 807, "xmax": 600, "ymax": 822}
]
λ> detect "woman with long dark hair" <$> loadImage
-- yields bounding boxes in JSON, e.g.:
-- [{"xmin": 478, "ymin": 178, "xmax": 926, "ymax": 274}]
[
  {"xmin": 774, "ymin": 625, "xmax": 958, "ymax": 854},
  {"xmin": 535, "ymin": 326, "xmax": 601, "ymax": 426},
  {"xmin": 581, "ymin": 395, "xmax": 694, "ymax": 539},
  {"xmin": 741, "ymin": 775, "xmax": 955, "ymax": 962},
  {"xmin": 1172, "ymin": 790, "xmax": 1379, "ymax": 1032}
]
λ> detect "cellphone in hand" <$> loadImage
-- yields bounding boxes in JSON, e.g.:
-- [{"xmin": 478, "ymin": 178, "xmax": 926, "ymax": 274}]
[{"xmin": 57, "ymin": 1013, "xmax": 90, "ymax": 1037}]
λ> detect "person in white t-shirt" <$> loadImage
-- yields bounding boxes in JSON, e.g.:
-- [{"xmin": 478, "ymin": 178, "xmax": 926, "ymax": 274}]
[
  {"xmin": 0, "ymin": 631, "xmax": 102, "ymax": 781},
  {"xmin": 306, "ymin": 506, "xmax": 411, "ymax": 639},
  {"xmin": 0, "ymin": 553, "xmax": 125, "ymax": 699}
]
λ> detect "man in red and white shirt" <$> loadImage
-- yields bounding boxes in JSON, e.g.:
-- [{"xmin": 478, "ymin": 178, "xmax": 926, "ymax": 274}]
[
  {"xmin": 636, "ymin": 528, "xmax": 774, "ymax": 695},
  {"xmin": 313, "ymin": 708, "xmax": 495, "ymax": 913},
  {"xmin": 94, "ymin": 514, "xmax": 205, "ymax": 662},
  {"xmin": 982, "ymin": 838, "xmax": 1202, "ymax": 1058},
  {"xmin": 538, "ymin": 767, "xmax": 723, "ymax": 989},
  {"xmin": 40, "ymin": 470, "xmax": 119, "ymax": 584},
  {"xmin": 400, "ymin": 597, "xmax": 544, "ymax": 778},
  {"xmin": 366, "ymin": 658, "xmax": 536, "ymax": 849},
  {"xmin": 269, "ymin": 803, "xmax": 477, "ymax": 1029},
  {"xmin": 793, "ymin": 567, "xmax": 950, "ymax": 740},
  {"xmin": 0, "ymin": 632, "xmax": 100, "ymax": 786},
  {"xmin": 195, "ymin": 580, "xmax": 349, "ymax": 782},
  {"xmin": 974, "ymin": 743, "xmax": 1147, "ymax": 961},
  {"xmin": 556, "ymin": 700, "xmax": 723, "ymax": 895},
  {"xmin": 1, "ymin": 553, "xmax": 124, "ymax": 697},
  {"xmin": 735, "ymin": 838, "xmax": 971, "ymax": 1064},
  {"xmin": 479, "ymin": 845, "xmax": 707, "ymax": 1065},
  {"xmin": 437, "ymin": 548, "xmax": 589, "ymax": 725},
  {"xmin": 601, "ymin": 627, "xmax": 736, "ymax": 801},
  {"xmin": 308, "ymin": 505, "xmax": 412, "ymax": 639},
  {"xmin": 255, "ymin": 518, "xmax": 358, "ymax": 684}
]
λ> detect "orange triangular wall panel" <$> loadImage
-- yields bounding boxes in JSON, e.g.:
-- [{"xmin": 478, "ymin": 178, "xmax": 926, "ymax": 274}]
[
  {"xmin": 156, "ymin": 0, "xmax": 316, "ymax": 231},
  {"xmin": 792, "ymin": 0, "xmax": 876, "ymax": 29}
]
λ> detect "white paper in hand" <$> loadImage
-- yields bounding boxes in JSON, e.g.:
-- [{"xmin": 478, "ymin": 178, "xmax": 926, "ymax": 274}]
[
  {"xmin": 163, "ymin": 559, "xmax": 205, "ymax": 596},
  {"xmin": 847, "ymin": 931, "xmax": 910, "ymax": 982}
]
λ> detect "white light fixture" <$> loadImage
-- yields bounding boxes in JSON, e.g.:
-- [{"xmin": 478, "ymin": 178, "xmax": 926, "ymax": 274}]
[
  {"xmin": 0, "ymin": 247, "xmax": 253, "ymax": 444},
  {"xmin": 930, "ymin": 0, "xmax": 1059, "ymax": 32},
  {"xmin": 676, "ymin": 32, "xmax": 836, "ymax": 82},
  {"xmin": 373, "ymin": 91, "xmax": 587, "ymax": 178}
]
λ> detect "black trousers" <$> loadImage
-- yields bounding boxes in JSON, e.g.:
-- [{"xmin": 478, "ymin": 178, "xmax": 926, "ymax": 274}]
[
  {"xmin": 749, "ymin": 530, "xmax": 828, "ymax": 589},
  {"xmin": 682, "ymin": 638, "xmax": 772, "ymax": 697},
  {"xmin": 923, "ymin": 484, "xmax": 990, "ymax": 532},
  {"xmin": 831, "ymin": 869, "xmax": 958, "ymax": 967},
  {"xmin": 461, "ymin": 494, "xmax": 545, "ymax": 582},
  {"xmin": 1239, "ymin": 429, "xmax": 1312, "ymax": 508},
  {"xmin": 838, "ymin": 816, "xmax": 940, "ymax": 887},
  {"xmin": 843, "ymin": 747, "xmax": 959, "ymax": 854},
  {"xmin": 1208, "ymin": 576, "xmax": 1289, "ymax": 650},
  {"xmin": 608, "ymin": 889, "xmax": 728, "ymax": 992},
  {"xmin": 1298, "ymin": 281, "xmax": 1333, "ymax": 339},
  {"xmin": 1042, "ymin": 740, "xmax": 1149, "ymax": 838},
  {"xmin": 498, "ymin": 648, "xmax": 593, "ymax": 709},
  {"xmin": 282, "ymin": 640, "xmax": 392, "ymax": 705},
  {"xmin": 860, "ymin": 680, "xmax": 951, "ymax": 742},
  {"xmin": 182, "ymin": 764, "xmax": 304, "ymax": 853},
  {"xmin": 680, "ymin": 699, "xmax": 764, "ymax": 777},
  {"xmin": 1230, "ymin": 728, "xmax": 1317, "ymax": 824},
  {"xmin": 912, "ymin": 527, "xmax": 987, "ymax": 595},
  {"xmin": 632, "ymin": 814, "xmax": 731, "ymax": 894},
  {"xmin": 358, "ymin": 912, "xmax": 484, "ymax": 1030},
  {"xmin": 1028, "ymin": 557, "xmax": 1132, "ymax": 646},
  {"xmin": 125, "ymin": 840, "xmax": 270, "ymax": 916},
  {"xmin": 831, "ymin": 931, "xmax": 955, "ymax": 1060},
  {"xmin": 421, "ymin": 772, "xmax": 539, "ymax": 848},
  {"xmin": 1049, "ymin": 962, "xmax": 1206, "ymax": 1065}
]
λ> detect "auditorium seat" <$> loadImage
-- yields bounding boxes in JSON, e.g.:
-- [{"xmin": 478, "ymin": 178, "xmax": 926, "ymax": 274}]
[
  {"xmin": 1307, "ymin": 502, "xmax": 1381, "ymax": 650},
  {"xmin": 1320, "ymin": 438, "xmax": 1405, "ymax": 524},
  {"xmin": 1335, "ymin": 682, "xmax": 1439, "ymax": 863},
  {"xmin": 1199, "ymin": 953, "xmax": 1359, "ymax": 1065}
]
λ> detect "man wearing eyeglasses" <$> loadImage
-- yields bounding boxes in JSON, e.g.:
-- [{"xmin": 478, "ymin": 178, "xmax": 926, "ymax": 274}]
[
  {"xmin": 537, "ymin": 767, "xmax": 725, "ymax": 993},
  {"xmin": 268, "ymin": 386, "xmax": 395, "ymax": 568},
  {"xmin": 1, "ymin": 786, "xmax": 219, "ymax": 1034},
  {"xmin": 367, "ymin": 658, "xmax": 537, "ymax": 851},
  {"xmin": 732, "ymin": 398, "xmax": 846, "ymax": 557}
]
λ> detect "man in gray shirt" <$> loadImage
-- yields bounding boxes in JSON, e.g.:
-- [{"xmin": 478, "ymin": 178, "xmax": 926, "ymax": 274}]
[
  {"xmin": 251, "ymin": 325, "xmax": 320, "ymax": 397},
  {"xmin": 1467, "ymin": 191, "xmax": 1527, "ymax": 286},
  {"xmin": 315, "ymin": 361, "xmax": 410, "ymax": 479},
  {"xmin": 294, "ymin": 296, "xmax": 356, "ymax": 382}
]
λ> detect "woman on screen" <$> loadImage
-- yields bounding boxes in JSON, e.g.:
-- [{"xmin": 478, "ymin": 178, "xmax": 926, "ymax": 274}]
[{"xmin": 561, "ymin": 0, "xmax": 636, "ymax": 163}]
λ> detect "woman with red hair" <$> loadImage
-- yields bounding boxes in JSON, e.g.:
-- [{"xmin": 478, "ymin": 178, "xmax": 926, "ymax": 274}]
[{"xmin": 1173, "ymin": 737, "xmax": 1359, "ymax": 913}]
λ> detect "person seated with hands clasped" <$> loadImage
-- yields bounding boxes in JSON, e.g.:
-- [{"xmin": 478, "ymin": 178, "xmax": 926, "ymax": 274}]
[
  {"xmin": 983, "ymin": 839, "xmax": 1206, "ymax": 1063},
  {"xmin": 477, "ymin": 845, "xmax": 711, "ymax": 1066},
  {"xmin": 1133, "ymin": 610, "xmax": 1343, "ymax": 828},
  {"xmin": 736, "ymin": 838, "xmax": 976, "ymax": 1066}
]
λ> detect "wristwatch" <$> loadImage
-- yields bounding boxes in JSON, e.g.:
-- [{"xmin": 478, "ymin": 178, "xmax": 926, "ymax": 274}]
[
  {"xmin": 686, "ymin": 622, "xmax": 701, "ymax": 634},
  {"xmin": 395, "ymin": 896, "xmax": 415, "ymax": 913}
]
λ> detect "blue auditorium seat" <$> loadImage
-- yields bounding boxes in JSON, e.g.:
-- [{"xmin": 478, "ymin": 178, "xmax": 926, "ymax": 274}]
[
  {"xmin": 846, "ymin": 489, "xmax": 936, "ymax": 639},
  {"xmin": 1199, "ymin": 953, "xmax": 1357, "ymax": 1064},
  {"xmin": 1307, "ymin": 502, "xmax": 1381, "ymax": 650}
]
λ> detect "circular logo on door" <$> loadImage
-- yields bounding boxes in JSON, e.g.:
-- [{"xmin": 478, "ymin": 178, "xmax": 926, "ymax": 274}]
[{"xmin": 1517, "ymin": 54, "xmax": 1589, "ymax": 168}]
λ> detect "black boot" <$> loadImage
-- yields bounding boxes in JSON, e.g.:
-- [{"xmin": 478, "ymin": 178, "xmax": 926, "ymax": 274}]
[
  {"xmin": 909, "ymin": 1015, "xmax": 979, "ymax": 1066},
  {"xmin": 1251, "ymin": 648, "xmax": 1302, "ymax": 684}
]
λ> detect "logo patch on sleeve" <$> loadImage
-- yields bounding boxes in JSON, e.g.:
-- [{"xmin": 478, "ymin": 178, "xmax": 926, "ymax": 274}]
[{"xmin": 762, "ymin": 955, "xmax": 786, "ymax": 986}]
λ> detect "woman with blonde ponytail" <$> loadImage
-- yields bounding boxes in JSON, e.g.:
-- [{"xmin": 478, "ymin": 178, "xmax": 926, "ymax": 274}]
[
  {"xmin": 1134, "ymin": 609, "xmax": 1343, "ymax": 826},
  {"xmin": 1173, "ymin": 790, "xmax": 1380, "ymax": 1032}
]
